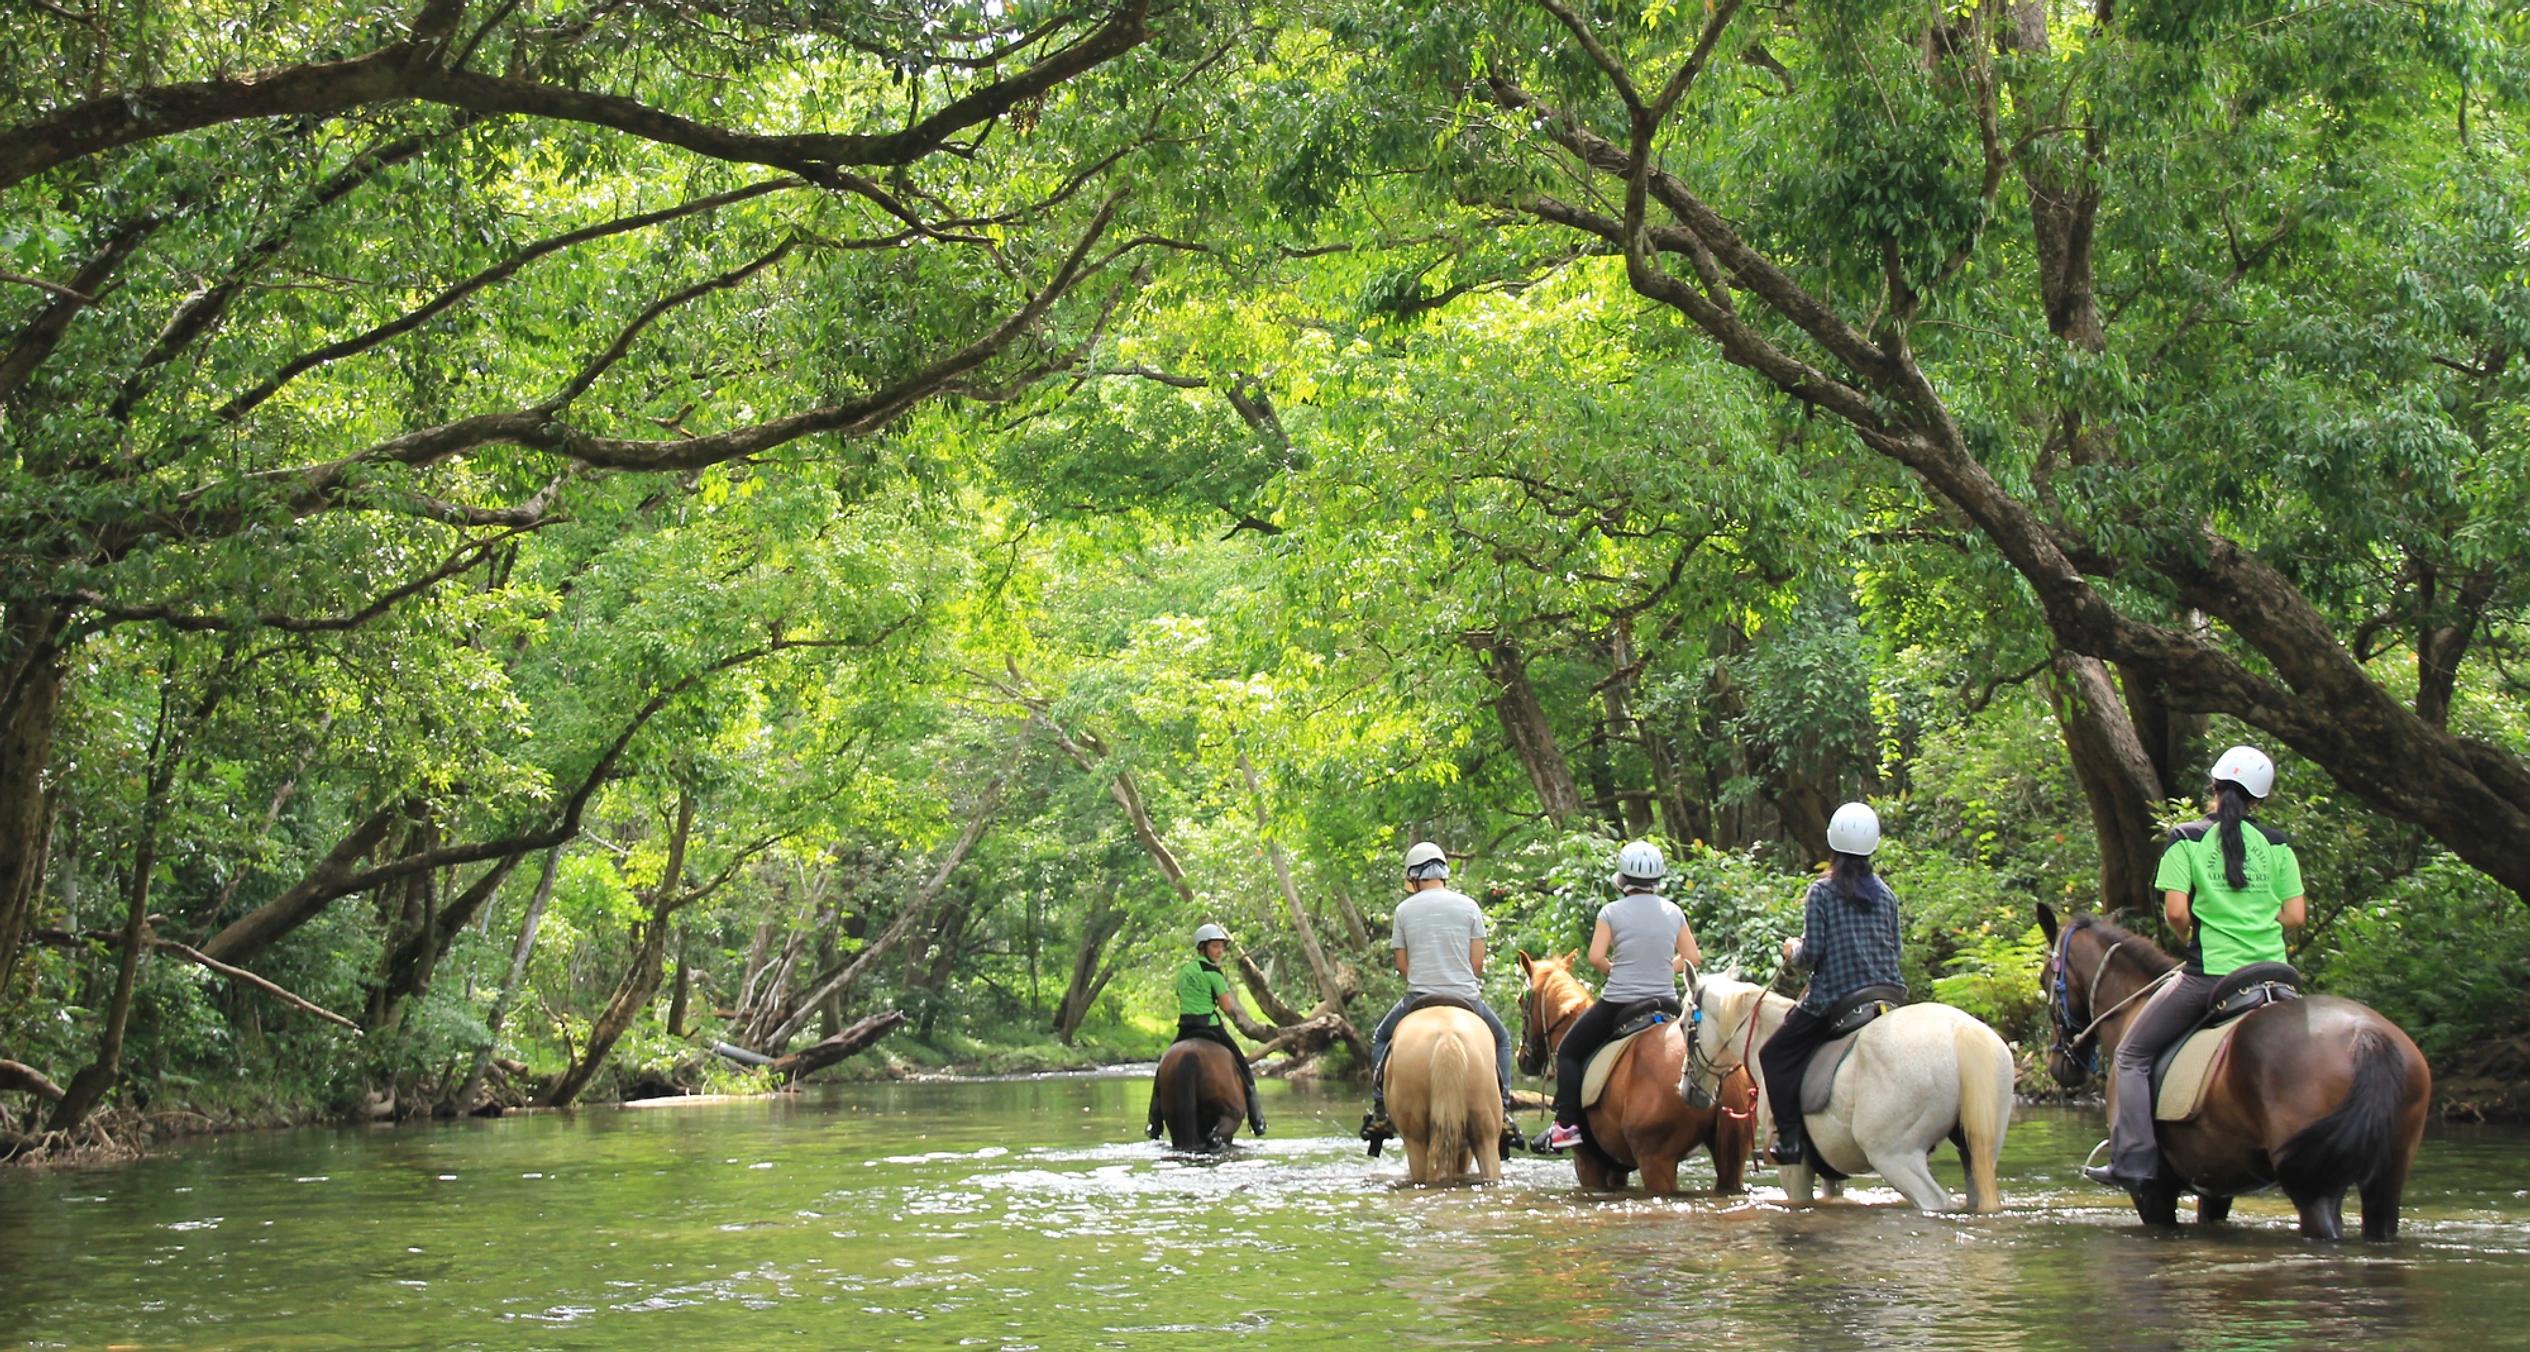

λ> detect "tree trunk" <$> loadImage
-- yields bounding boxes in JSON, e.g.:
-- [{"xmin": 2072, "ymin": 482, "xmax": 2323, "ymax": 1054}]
[
  {"xmin": 0, "ymin": 610, "xmax": 64, "ymax": 994},
  {"xmin": 199, "ymin": 801, "xmax": 404, "ymax": 965},
  {"xmin": 49, "ymin": 779, "xmax": 164, "ymax": 1133},
  {"xmin": 1052, "ymin": 904, "xmax": 1131, "ymax": 1045},
  {"xmin": 769, "ymin": 1009, "xmax": 908, "ymax": 1083},
  {"xmin": 1236, "ymin": 752, "xmax": 1346, "ymax": 1010},
  {"xmin": 456, "ymin": 844, "xmax": 564, "ymax": 1112},
  {"xmin": 1464, "ymin": 632, "xmax": 1584, "ymax": 825},
  {"xmin": 667, "ymin": 925, "xmax": 691, "ymax": 1038},
  {"xmin": 758, "ymin": 779, "xmax": 1002, "ymax": 1051},
  {"xmin": 540, "ymin": 791, "xmax": 695, "ymax": 1108},
  {"xmin": 2048, "ymin": 653, "xmax": 2170, "ymax": 919},
  {"xmin": 375, "ymin": 850, "xmax": 524, "ymax": 1027}
]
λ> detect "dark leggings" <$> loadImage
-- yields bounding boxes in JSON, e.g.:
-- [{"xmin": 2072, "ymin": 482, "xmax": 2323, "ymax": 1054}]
[
  {"xmin": 1552, "ymin": 998, "xmax": 1680, "ymax": 1127},
  {"xmin": 1756, "ymin": 1004, "xmax": 1835, "ymax": 1157},
  {"xmin": 1147, "ymin": 1017, "xmax": 1260, "ymax": 1132}
]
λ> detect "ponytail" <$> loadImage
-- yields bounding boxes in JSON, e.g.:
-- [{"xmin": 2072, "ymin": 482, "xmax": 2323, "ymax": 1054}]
[
  {"xmin": 2211, "ymin": 779, "xmax": 2255, "ymax": 890},
  {"xmin": 1829, "ymin": 849, "xmax": 1877, "ymax": 903}
]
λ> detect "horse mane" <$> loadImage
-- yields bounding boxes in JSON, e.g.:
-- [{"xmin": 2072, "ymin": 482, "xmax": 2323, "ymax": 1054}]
[
  {"xmin": 2063, "ymin": 912, "xmax": 2181, "ymax": 977},
  {"xmin": 1525, "ymin": 951, "xmax": 1596, "ymax": 1015}
]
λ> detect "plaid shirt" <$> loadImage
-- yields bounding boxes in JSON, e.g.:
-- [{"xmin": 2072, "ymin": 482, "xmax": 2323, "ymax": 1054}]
[{"xmin": 1788, "ymin": 878, "xmax": 1903, "ymax": 1012}]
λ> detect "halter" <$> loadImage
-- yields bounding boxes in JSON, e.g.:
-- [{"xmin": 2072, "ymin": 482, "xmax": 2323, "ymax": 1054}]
[{"xmin": 2046, "ymin": 925, "xmax": 2178, "ymax": 1080}]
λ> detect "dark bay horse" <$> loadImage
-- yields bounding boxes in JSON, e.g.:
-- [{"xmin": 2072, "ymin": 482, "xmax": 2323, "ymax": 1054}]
[
  {"xmin": 1151, "ymin": 1037, "xmax": 1247, "ymax": 1152},
  {"xmin": 1517, "ymin": 950, "xmax": 1755, "ymax": 1195},
  {"xmin": 2036, "ymin": 904, "xmax": 2431, "ymax": 1239}
]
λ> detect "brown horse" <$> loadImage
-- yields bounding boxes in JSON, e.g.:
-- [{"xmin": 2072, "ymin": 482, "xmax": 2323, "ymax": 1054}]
[
  {"xmin": 1385, "ymin": 1006, "xmax": 1504, "ymax": 1184},
  {"xmin": 1151, "ymin": 1037, "xmax": 1247, "ymax": 1152},
  {"xmin": 2036, "ymin": 904, "xmax": 2432, "ymax": 1240},
  {"xmin": 1517, "ymin": 950, "xmax": 1755, "ymax": 1195}
]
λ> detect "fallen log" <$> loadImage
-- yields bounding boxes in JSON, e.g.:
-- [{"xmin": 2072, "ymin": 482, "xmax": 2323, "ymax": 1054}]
[
  {"xmin": 1242, "ymin": 1011, "xmax": 1354, "ymax": 1064},
  {"xmin": 152, "ymin": 939, "xmax": 361, "ymax": 1031},
  {"xmin": 767, "ymin": 1009, "xmax": 908, "ymax": 1084},
  {"xmin": 0, "ymin": 1060, "xmax": 65, "ymax": 1103}
]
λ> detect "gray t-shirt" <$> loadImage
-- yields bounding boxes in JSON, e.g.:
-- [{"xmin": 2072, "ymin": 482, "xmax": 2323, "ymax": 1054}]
[
  {"xmin": 1391, "ymin": 886, "xmax": 1487, "ymax": 1000},
  {"xmin": 1597, "ymin": 889, "xmax": 1686, "ymax": 1003}
]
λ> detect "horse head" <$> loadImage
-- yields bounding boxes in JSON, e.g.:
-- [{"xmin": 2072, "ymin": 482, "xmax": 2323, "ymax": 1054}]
[
  {"xmin": 2035, "ymin": 902, "xmax": 2179, "ymax": 1090},
  {"xmin": 1680, "ymin": 974, "xmax": 1770, "ymax": 1108},
  {"xmin": 1514, "ymin": 949, "xmax": 1589, "ymax": 1076}
]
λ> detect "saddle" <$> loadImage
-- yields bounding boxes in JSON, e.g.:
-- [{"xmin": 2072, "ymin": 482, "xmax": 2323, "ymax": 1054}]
[
  {"xmin": 1798, "ymin": 985, "xmax": 1906, "ymax": 1116},
  {"xmin": 1579, "ymin": 998, "xmax": 1682, "ymax": 1109},
  {"xmin": 2150, "ymin": 963, "xmax": 2301, "ymax": 1122}
]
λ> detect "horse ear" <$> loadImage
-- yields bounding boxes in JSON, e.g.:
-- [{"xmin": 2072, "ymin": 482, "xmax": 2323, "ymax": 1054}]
[
  {"xmin": 1517, "ymin": 950, "xmax": 1534, "ymax": 976},
  {"xmin": 1563, "ymin": 947, "xmax": 1583, "ymax": 969},
  {"xmin": 2036, "ymin": 903, "xmax": 2060, "ymax": 943}
]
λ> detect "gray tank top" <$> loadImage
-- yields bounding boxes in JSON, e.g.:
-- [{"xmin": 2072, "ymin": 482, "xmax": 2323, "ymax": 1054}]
[{"xmin": 1597, "ymin": 890, "xmax": 1686, "ymax": 1002}]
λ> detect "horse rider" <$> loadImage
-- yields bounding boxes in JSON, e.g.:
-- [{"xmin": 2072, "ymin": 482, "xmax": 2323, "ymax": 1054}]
[
  {"xmin": 1759, "ymin": 801, "xmax": 1904, "ymax": 1169},
  {"xmin": 1532, "ymin": 840, "xmax": 1702, "ymax": 1154},
  {"xmin": 1361, "ymin": 841, "xmax": 1520, "ymax": 1150},
  {"xmin": 2084, "ymin": 745, "xmax": 2307, "ymax": 1191},
  {"xmin": 1147, "ymin": 922, "xmax": 1266, "ymax": 1140}
]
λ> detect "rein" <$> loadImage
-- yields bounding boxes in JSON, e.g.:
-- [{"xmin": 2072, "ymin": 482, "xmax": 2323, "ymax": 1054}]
[
  {"xmin": 2048, "ymin": 927, "xmax": 2177, "ymax": 1078},
  {"xmin": 1683, "ymin": 982, "xmax": 1766, "ymax": 1121}
]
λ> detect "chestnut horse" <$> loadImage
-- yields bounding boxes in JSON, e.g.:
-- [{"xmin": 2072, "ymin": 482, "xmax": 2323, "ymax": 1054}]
[
  {"xmin": 2037, "ymin": 904, "xmax": 2431, "ymax": 1240},
  {"xmin": 1152, "ymin": 1037, "xmax": 1247, "ymax": 1152},
  {"xmin": 1516, "ymin": 950, "xmax": 1755, "ymax": 1195},
  {"xmin": 1385, "ymin": 1006, "xmax": 1504, "ymax": 1184}
]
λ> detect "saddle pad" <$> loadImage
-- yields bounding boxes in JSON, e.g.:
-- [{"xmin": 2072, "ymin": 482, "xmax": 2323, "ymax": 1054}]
[
  {"xmin": 2154, "ymin": 1021, "xmax": 2243, "ymax": 1122},
  {"xmin": 1580, "ymin": 1030, "xmax": 1651, "ymax": 1107},
  {"xmin": 1799, "ymin": 1031, "xmax": 1862, "ymax": 1114}
]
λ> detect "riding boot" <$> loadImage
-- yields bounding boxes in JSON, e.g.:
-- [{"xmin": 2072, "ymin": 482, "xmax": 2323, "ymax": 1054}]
[
  {"xmin": 1771, "ymin": 1117, "xmax": 1805, "ymax": 1168},
  {"xmin": 1245, "ymin": 1084, "xmax": 1267, "ymax": 1136}
]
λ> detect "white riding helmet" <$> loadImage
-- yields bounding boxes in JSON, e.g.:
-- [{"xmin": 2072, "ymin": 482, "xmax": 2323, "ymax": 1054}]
[
  {"xmin": 1192, "ymin": 922, "xmax": 1230, "ymax": 949},
  {"xmin": 1825, "ymin": 802, "xmax": 1881, "ymax": 856},
  {"xmin": 1614, "ymin": 840, "xmax": 1666, "ymax": 888},
  {"xmin": 2209, "ymin": 745, "xmax": 2276, "ymax": 800},
  {"xmin": 1404, "ymin": 841, "xmax": 1450, "ymax": 881}
]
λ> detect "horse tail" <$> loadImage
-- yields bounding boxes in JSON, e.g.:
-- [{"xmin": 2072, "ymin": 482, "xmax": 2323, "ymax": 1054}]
[
  {"xmin": 1952, "ymin": 1022, "xmax": 2010, "ymax": 1214},
  {"xmin": 2274, "ymin": 1026, "xmax": 2404, "ymax": 1197},
  {"xmin": 1428, "ymin": 1029, "xmax": 1472, "ymax": 1176},
  {"xmin": 1173, "ymin": 1049, "xmax": 1204, "ymax": 1151}
]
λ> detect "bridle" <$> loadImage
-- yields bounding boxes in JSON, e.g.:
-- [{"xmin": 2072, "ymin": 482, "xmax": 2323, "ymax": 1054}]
[
  {"xmin": 1680, "ymin": 979, "xmax": 1762, "ymax": 1122},
  {"xmin": 2045, "ymin": 924, "xmax": 2176, "ymax": 1083}
]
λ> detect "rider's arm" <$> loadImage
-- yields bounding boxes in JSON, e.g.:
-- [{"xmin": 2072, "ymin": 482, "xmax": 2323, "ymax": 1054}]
[
  {"xmin": 1672, "ymin": 920, "xmax": 1701, "ymax": 973},
  {"xmin": 1394, "ymin": 947, "xmax": 1409, "ymax": 977},
  {"xmin": 2164, "ymin": 889, "xmax": 2193, "ymax": 940},
  {"xmin": 1587, "ymin": 919, "xmax": 1614, "ymax": 975},
  {"xmin": 2279, "ymin": 895, "xmax": 2306, "ymax": 929},
  {"xmin": 1470, "ymin": 936, "xmax": 1486, "ymax": 973}
]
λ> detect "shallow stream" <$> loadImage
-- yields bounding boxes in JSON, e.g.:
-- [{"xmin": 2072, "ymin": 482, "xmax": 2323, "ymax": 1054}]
[{"xmin": 6, "ymin": 1075, "xmax": 2528, "ymax": 1350}]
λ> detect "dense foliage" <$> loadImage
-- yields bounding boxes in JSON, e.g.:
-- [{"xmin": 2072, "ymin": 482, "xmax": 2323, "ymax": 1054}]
[{"xmin": 4, "ymin": 0, "xmax": 2528, "ymax": 1145}]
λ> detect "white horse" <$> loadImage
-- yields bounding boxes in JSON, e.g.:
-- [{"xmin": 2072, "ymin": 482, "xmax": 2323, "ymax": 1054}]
[{"xmin": 1683, "ymin": 976, "xmax": 2013, "ymax": 1213}]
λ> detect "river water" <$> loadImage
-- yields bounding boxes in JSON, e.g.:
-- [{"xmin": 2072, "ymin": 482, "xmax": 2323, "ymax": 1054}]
[{"xmin": 6, "ymin": 1074, "xmax": 2528, "ymax": 1350}]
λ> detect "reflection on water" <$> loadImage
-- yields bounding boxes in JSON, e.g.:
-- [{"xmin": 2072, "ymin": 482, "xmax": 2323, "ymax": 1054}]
[{"xmin": 3, "ymin": 1074, "xmax": 2526, "ymax": 1350}]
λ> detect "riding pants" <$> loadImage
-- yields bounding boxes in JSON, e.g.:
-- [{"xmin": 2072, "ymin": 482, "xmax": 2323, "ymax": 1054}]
[
  {"xmin": 1147, "ymin": 1016, "xmax": 1261, "ymax": 1136},
  {"xmin": 1756, "ymin": 1004, "xmax": 1836, "ymax": 1161},
  {"xmin": 1551, "ymin": 996, "xmax": 1682, "ymax": 1128},
  {"xmin": 1369, "ymin": 996, "xmax": 1516, "ymax": 1111},
  {"xmin": 2107, "ymin": 971, "xmax": 2218, "ymax": 1181}
]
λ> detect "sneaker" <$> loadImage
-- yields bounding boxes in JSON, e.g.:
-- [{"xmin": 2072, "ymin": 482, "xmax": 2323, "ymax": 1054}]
[
  {"xmin": 1358, "ymin": 1109, "xmax": 1393, "ymax": 1141},
  {"xmin": 1532, "ymin": 1122, "xmax": 1584, "ymax": 1153},
  {"xmin": 1499, "ymin": 1122, "xmax": 1526, "ymax": 1156}
]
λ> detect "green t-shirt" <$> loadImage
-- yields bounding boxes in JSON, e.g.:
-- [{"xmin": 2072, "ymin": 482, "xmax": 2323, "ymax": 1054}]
[
  {"xmin": 1174, "ymin": 959, "xmax": 1230, "ymax": 1022},
  {"xmin": 2151, "ymin": 818, "xmax": 2304, "ymax": 976}
]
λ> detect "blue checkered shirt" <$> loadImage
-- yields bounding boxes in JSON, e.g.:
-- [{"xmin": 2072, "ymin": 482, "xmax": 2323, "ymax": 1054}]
[{"xmin": 1788, "ymin": 878, "xmax": 1903, "ymax": 1012}]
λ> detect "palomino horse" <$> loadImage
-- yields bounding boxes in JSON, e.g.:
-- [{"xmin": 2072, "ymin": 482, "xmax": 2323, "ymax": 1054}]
[
  {"xmin": 2037, "ymin": 904, "xmax": 2431, "ymax": 1240},
  {"xmin": 1516, "ymin": 951, "xmax": 1755, "ymax": 1195},
  {"xmin": 1385, "ymin": 1005, "xmax": 1504, "ymax": 1183},
  {"xmin": 1685, "ymin": 976, "xmax": 2012, "ymax": 1213},
  {"xmin": 1151, "ymin": 1037, "xmax": 1247, "ymax": 1152}
]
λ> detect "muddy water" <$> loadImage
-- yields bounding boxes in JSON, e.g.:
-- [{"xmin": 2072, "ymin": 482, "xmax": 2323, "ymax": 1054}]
[{"xmin": 5, "ymin": 1074, "xmax": 2528, "ymax": 1350}]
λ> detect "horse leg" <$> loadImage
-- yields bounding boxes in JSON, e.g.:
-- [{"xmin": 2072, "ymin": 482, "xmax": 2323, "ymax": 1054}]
[
  {"xmin": 1639, "ymin": 1152, "xmax": 1680, "ymax": 1197},
  {"xmin": 2130, "ymin": 1172, "xmax": 2182, "ymax": 1226},
  {"xmin": 1711, "ymin": 1125, "xmax": 1749, "ymax": 1196},
  {"xmin": 1867, "ymin": 1145, "xmax": 1955, "ymax": 1214},
  {"xmin": 2359, "ymin": 1167, "xmax": 2406, "ymax": 1242},
  {"xmin": 2198, "ymin": 1194, "xmax": 2233, "ymax": 1224},
  {"xmin": 1780, "ymin": 1161, "xmax": 1817, "ymax": 1206},
  {"xmin": 2289, "ymin": 1187, "xmax": 2347, "ymax": 1241},
  {"xmin": 1401, "ymin": 1134, "xmax": 1432, "ymax": 1185},
  {"xmin": 1821, "ymin": 1177, "xmax": 1844, "ymax": 1200}
]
